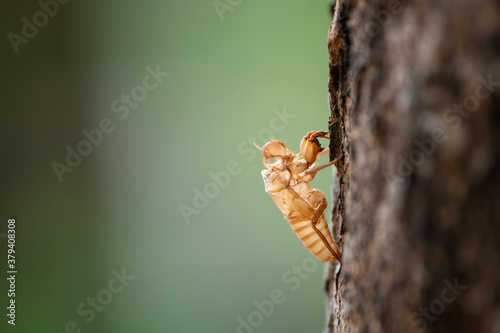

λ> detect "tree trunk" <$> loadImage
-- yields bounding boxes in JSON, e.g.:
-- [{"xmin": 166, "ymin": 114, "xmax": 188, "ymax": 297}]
[{"xmin": 325, "ymin": 1, "xmax": 500, "ymax": 332}]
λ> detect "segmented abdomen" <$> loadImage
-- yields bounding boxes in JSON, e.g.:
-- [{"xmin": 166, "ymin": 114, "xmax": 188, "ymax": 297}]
[
  {"xmin": 287, "ymin": 214, "xmax": 339, "ymax": 262},
  {"xmin": 268, "ymin": 186, "xmax": 341, "ymax": 262}
]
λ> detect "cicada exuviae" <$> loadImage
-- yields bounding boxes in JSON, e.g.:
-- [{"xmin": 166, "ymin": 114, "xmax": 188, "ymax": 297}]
[{"xmin": 256, "ymin": 131, "xmax": 343, "ymax": 262}]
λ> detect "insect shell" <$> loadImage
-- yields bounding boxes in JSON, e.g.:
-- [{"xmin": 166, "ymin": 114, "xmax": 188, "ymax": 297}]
[{"xmin": 256, "ymin": 131, "xmax": 342, "ymax": 262}]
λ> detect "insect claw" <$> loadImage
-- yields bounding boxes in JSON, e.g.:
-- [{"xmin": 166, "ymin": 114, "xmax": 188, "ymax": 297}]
[{"xmin": 300, "ymin": 131, "xmax": 332, "ymax": 165}]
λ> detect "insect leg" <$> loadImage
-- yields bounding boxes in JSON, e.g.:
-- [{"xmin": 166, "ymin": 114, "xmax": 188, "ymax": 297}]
[
  {"xmin": 311, "ymin": 131, "xmax": 330, "ymax": 140},
  {"xmin": 317, "ymin": 147, "xmax": 330, "ymax": 157},
  {"xmin": 286, "ymin": 188, "xmax": 342, "ymax": 262},
  {"xmin": 305, "ymin": 154, "xmax": 344, "ymax": 175},
  {"xmin": 285, "ymin": 188, "xmax": 316, "ymax": 217},
  {"xmin": 300, "ymin": 131, "xmax": 331, "ymax": 165},
  {"xmin": 310, "ymin": 200, "xmax": 342, "ymax": 263},
  {"xmin": 305, "ymin": 131, "xmax": 330, "ymax": 141}
]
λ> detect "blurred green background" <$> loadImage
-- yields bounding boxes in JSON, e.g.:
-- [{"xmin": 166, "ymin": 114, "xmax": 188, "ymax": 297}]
[{"xmin": 1, "ymin": 1, "xmax": 337, "ymax": 332}]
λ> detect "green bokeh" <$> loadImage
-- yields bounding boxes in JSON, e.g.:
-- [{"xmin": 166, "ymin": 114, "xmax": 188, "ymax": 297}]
[{"xmin": 1, "ymin": 1, "xmax": 337, "ymax": 332}]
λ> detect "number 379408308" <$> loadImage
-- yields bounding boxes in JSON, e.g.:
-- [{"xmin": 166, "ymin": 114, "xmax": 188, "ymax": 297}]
[{"xmin": 255, "ymin": 131, "xmax": 343, "ymax": 262}]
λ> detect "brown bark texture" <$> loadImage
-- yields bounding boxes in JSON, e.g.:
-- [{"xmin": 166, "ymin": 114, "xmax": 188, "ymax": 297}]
[{"xmin": 325, "ymin": 0, "xmax": 500, "ymax": 332}]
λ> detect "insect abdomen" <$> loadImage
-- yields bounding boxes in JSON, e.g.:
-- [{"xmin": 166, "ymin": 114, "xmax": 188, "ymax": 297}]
[{"xmin": 287, "ymin": 215, "xmax": 339, "ymax": 262}]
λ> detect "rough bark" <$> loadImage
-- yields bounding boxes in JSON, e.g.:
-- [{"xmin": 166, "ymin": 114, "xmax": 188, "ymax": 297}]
[{"xmin": 325, "ymin": 1, "xmax": 500, "ymax": 332}]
